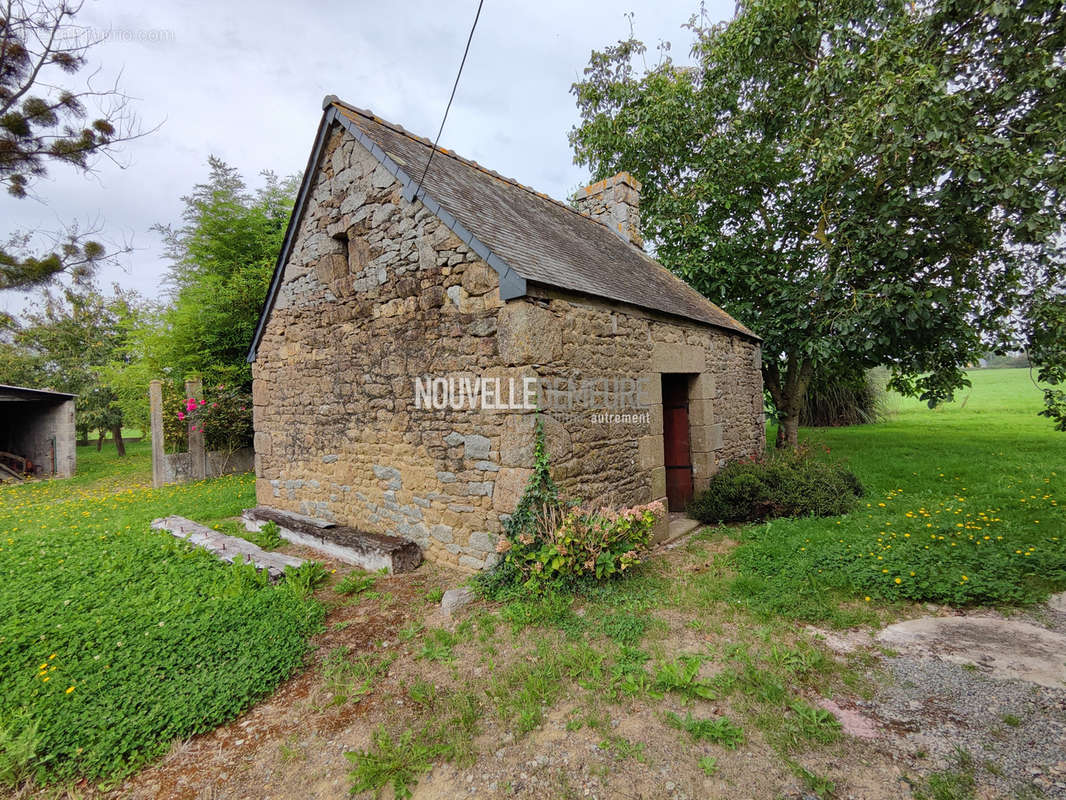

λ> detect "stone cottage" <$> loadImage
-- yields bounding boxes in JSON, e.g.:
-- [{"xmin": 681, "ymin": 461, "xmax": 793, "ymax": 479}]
[{"xmin": 246, "ymin": 96, "xmax": 764, "ymax": 570}]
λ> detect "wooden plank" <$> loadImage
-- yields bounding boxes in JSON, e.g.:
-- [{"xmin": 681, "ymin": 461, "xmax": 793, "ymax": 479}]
[
  {"xmin": 0, "ymin": 451, "xmax": 28, "ymax": 471},
  {"xmin": 0, "ymin": 463, "xmax": 24, "ymax": 482},
  {"xmin": 243, "ymin": 506, "xmax": 422, "ymax": 573}
]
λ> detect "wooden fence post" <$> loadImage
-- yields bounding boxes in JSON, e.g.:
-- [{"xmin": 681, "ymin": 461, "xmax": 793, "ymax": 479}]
[
  {"xmin": 185, "ymin": 377, "xmax": 206, "ymax": 481},
  {"xmin": 149, "ymin": 380, "xmax": 165, "ymax": 488}
]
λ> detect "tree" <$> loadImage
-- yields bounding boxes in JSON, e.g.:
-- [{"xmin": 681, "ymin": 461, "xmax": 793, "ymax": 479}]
[
  {"xmin": 571, "ymin": 0, "xmax": 1066, "ymax": 446},
  {"xmin": 0, "ymin": 282, "xmax": 142, "ymax": 453},
  {"xmin": 105, "ymin": 158, "xmax": 297, "ymax": 440},
  {"xmin": 1, "ymin": 0, "xmax": 145, "ymax": 289},
  {"xmin": 149, "ymin": 157, "xmax": 297, "ymax": 390}
]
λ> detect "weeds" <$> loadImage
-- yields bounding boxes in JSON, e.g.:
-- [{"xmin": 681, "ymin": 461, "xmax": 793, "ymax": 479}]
[
  {"xmin": 425, "ymin": 587, "xmax": 444, "ymax": 603},
  {"xmin": 346, "ymin": 689, "xmax": 480, "ymax": 798},
  {"xmin": 418, "ymin": 628, "xmax": 461, "ymax": 662},
  {"xmin": 398, "ymin": 621, "xmax": 425, "ymax": 642},
  {"xmin": 652, "ymin": 655, "xmax": 716, "ymax": 700},
  {"xmin": 321, "ymin": 647, "xmax": 394, "ymax": 706},
  {"xmin": 664, "ymin": 711, "xmax": 744, "ymax": 749},
  {"xmin": 0, "ymin": 712, "xmax": 38, "ymax": 788},
  {"xmin": 283, "ymin": 561, "xmax": 329, "ymax": 599},
  {"xmin": 335, "ymin": 571, "xmax": 377, "ymax": 597},
  {"xmin": 254, "ymin": 521, "xmax": 283, "ymax": 549},
  {"xmin": 597, "ymin": 735, "xmax": 647, "ymax": 762},
  {"xmin": 599, "ymin": 611, "xmax": 651, "ymax": 647},
  {"xmin": 787, "ymin": 759, "xmax": 837, "ymax": 799},
  {"xmin": 278, "ymin": 735, "xmax": 305, "ymax": 763},
  {"xmin": 408, "ymin": 679, "xmax": 436, "ymax": 706},
  {"xmin": 346, "ymin": 726, "xmax": 438, "ymax": 799},
  {"xmin": 909, "ymin": 749, "xmax": 977, "ymax": 800},
  {"xmin": 785, "ymin": 700, "xmax": 842, "ymax": 745},
  {"xmin": 698, "ymin": 755, "xmax": 719, "ymax": 776}
]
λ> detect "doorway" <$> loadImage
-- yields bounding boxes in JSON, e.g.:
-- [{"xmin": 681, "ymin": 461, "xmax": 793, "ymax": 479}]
[{"xmin": 661, "ymin": 374, "xmax": 694, "ymax": 511}]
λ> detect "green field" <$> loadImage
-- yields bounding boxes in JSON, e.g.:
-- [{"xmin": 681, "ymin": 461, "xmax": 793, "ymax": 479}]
[
  {"xmin": 734, "ymin": 368, "xmax": 1065, "ymax": 623},
  {"xmin": 0, "ymin": 443, "xmax": 323, "ymax": 785}
]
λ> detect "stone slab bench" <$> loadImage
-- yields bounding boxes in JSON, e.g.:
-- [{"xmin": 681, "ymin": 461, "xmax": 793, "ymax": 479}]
[
  {"xmin": 151, "ymin": 515, "xmax": 305, "ymax": 581},
  {"xmin": 242, "ymin": 506, "xmax": 422, "ymax": 574}
]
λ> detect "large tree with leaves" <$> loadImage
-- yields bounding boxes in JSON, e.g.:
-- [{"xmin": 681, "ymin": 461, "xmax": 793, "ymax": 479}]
[
  {"xmin": 1, "ymin": 0, "xmax": 144, "ymax": 289},
  {"xmin": 0, "ymin": 282, "xmax": 142, "ymax": 453},
  {"xmin": 105, "ymin": 158, "xmax": 297, "ymax": 432},
  {"xmin": 571, "ymin": 0, "xmax": 1065, "ymax": 446}
]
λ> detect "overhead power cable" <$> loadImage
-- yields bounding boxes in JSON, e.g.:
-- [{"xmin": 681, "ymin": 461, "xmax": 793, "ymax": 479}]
[{"xmin": 412, "ymin": 0, "xmax": 486, "ymax": 200}]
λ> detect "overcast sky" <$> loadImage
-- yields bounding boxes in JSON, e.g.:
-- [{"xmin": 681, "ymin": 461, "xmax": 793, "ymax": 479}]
[{"xmin": 2, "ymin": 0, "xmax": 734, "ymax": 315}]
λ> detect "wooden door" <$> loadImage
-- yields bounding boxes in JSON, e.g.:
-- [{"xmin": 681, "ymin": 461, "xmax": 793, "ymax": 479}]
[{"xmin": 662, "ymin": 375, "xmax": 693, "ymax": 511}]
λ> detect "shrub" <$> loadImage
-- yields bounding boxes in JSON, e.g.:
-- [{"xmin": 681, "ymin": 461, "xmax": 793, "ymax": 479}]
[
  {"xmin": 688, "ymin": 449, "xmax": 863, "ymax": 524},
  {"xmin": 799, "ymin": 367, "xmax": 886, "ymax": 427},
  {"xmin": 479, "ymin": 418, "xmax": 663, "ymax": 595},
  {"xmin": 161, "ymin": 383, "xmax": 189, "ymax": 452},
  {"xmin": 178, "ymin": 383, "xmax": 253, "ymax": 453},
  {"xmin": 501, "ymin": 502, "xmax": 663, "ymax": 591}
]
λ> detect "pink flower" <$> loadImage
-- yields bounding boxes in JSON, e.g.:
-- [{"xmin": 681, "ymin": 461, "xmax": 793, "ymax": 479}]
[
  {"xmin": 199, "ymin": 399, "xmax": 206, "ymax": 406},
  {"xmin": 185, "ymin": 398, "xmax": 197, "ymax": 412},
  {"xmin": 240, "ymin": 406, "xmax": 246, "ymax": 411},
  {"xmin": 177, "ymin": 411, "xmax": 185, "ymax": 421},
  {"xmin": 211, "ymin": 402, "xmax": 218, "ymax": 408}
]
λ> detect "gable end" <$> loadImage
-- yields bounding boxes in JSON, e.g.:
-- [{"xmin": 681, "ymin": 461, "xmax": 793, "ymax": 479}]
[{"xmin": 246, "ymin": 98, "xmax": 527, "ymax": 363}]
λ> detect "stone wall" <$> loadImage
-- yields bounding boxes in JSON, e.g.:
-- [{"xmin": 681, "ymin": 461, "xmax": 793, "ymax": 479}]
[
  {"xmin": 160, "ymin": 447, "xmax": 255, "ymax": 485},
  {"xmin": 252, "ymin": 124, "xmax": 764, "ymax": 570}
]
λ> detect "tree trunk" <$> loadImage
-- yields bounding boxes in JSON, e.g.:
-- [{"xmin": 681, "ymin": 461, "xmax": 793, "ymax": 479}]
[
  {"xmin": 764, "ymin": 354, "xmax": 814, "ymax": 450},
  {"xmin": 111, "ymin": 424, "xmax": 126, "ymax": 457},
  {"xmin": 776, "ymin": 414, "xmax": 800, "ymax": 449},
  {"xmin": 96, "ymin": 431, "xmax": 104, "ymax": 451}
]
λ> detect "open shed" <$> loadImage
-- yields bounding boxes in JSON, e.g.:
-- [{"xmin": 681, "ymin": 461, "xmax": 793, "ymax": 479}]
[{"xmin": 0, "ymin": 384, "xmax": 76, "ymax": 479}]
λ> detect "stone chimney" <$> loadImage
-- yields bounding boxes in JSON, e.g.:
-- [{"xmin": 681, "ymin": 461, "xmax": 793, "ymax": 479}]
[{"xmin": 574, "ymin": 172, "xmax": 643, "ymax": 249}]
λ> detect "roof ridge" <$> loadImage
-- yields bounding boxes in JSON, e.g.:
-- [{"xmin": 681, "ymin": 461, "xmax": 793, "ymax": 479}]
[{"xmin": 330, "ymin": 99, "xmax": 631, "ymax": 243}]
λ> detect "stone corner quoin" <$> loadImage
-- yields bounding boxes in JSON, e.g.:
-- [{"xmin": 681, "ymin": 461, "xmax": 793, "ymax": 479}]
[{"xmin": 250, "ymin": 123, "xmax": 765, "ymax": 571}]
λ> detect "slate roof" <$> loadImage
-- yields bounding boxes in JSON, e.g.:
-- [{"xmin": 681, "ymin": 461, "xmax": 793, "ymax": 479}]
[{"xmin": 248, "ymin": 97, "xmax": 757, "ymax": 361}]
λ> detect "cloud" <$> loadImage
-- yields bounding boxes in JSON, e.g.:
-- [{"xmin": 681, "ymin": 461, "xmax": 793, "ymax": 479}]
[{"xmin": 1, "ymin": 0, "xmax": 731, "ymax": 314}]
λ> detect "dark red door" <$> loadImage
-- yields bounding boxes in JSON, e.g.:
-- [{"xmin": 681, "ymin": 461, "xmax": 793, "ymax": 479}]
[{"xmin": 662, "ymin": 375, "xmax": 693, "ymax": 511}]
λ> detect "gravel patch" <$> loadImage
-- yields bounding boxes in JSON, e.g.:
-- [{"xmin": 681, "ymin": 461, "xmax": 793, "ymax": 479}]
[{"xmin": 866, "ymin": 641, "xmax": 1066, "ymax": 797}]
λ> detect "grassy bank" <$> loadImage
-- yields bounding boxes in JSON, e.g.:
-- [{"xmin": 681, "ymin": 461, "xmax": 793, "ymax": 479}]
[{"xmin": 0, "ymin": 443, "xmax": 323, "ymax": 785}]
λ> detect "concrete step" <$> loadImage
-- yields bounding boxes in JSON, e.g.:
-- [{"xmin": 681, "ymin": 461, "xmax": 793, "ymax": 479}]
[
  {"xmin": 151, "ymin": 515, "xmax": 305, "ymax": 581},
  {"xmin": 242, "ymin": 506, "xmax": 422, "ymax": 574},
  {"xmin": 665, "ymin": 515, "xmax": 702, "ymax": 544}
]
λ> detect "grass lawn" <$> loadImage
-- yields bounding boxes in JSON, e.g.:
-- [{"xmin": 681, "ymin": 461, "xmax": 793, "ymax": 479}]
[
  {"xmin": 0, "ymin": 368, "xmax": 1061, "ymax": 796},
  {"xmin": 732, "ymin": 367, "xmax": 1065, "ymax": 623},
  {"xmin": 0, "ymin": 442, "xmax": 323, "ymax": 785}
]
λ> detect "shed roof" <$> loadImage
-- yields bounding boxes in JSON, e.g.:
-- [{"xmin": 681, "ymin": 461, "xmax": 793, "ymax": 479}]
[
  {"xmin": 248, "ymin": 97, "xmax": 757, "ymax": 361},
  {"xmin": 0, "ymin": 384, "xmax": 76, "ymax": 402}
]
